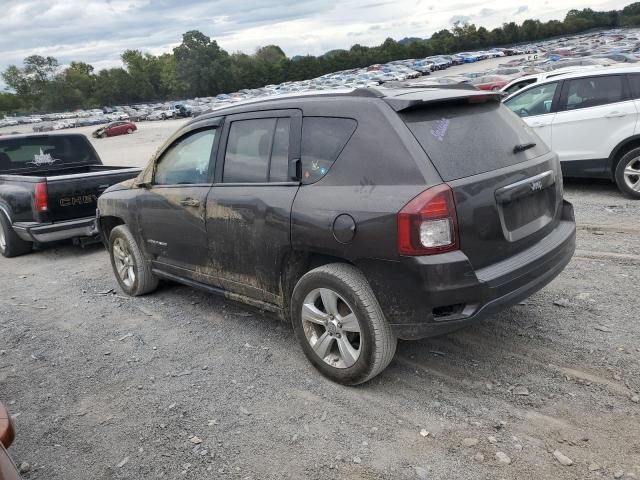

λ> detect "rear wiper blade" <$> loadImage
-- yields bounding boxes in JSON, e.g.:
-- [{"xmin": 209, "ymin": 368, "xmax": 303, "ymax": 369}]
[{"xmin": 513, "ymin": 142, "xmax": 536, "ymax": 154}]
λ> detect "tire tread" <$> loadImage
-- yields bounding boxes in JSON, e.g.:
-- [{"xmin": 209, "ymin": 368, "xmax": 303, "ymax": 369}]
[
  {"xmin": 295, "ymin": 263, "xmax": 397, "ymax": 385},
  {"xmin": 109, "ymin": 225, "xmax": 158, "ymax": 296}
]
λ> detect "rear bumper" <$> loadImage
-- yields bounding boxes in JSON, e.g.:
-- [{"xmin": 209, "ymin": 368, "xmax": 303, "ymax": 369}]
[
  {"xmin": 13, "ymin": 217, "xmax": 98, "ymax": 244},
  {"xmin": 368, "ymin": 201, "xmax": 576, "ymax": 340}
]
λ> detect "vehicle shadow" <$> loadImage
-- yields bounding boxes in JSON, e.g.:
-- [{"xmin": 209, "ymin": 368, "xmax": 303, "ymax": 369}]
[
  {"xmin": 32, "ymin": 239, "xmax": 106, "ymax": 258},
  {"xmin": 563, "ymin": 177, "xmax": 621, "ymax": 196}
]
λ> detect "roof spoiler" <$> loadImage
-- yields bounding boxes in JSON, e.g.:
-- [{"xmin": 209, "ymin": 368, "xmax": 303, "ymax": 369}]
[{"xmin": 383, "ymin": 90, "xmax": 502, "ymax": 112}]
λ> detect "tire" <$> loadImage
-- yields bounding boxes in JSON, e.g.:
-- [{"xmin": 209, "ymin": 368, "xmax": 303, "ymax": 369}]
[
  {"xmin": 614, "ymin": 147, "xmax": 640, "ymax": 199},
  {"xmin": 161, "ymin": 114, "xmax": 167, "ymax": 120},
  {"xmin": 108, "ymin": 225, "xmax": 158, "ymax": 296},
  {"xmin": 0, "ymin": 211, "xmax": 32, "ymax": 258},
  {"xmin": 290, "ymin": 263, "xmax": 397, "ymax": 385},
  {"xmin": 127, "ymin": 128, "xmax": 133, "ymax": 134}
]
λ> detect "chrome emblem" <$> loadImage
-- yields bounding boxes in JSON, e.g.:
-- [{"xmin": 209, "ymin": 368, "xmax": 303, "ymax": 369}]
[{"xmin": 530, "ymin": 180, "xmax": 543, "ymax": 192}]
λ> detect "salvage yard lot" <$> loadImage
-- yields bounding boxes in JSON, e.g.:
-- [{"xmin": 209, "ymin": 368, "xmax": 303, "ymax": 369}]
[{"xmin": 1, "ymin": 119, "xmax": 639, "ymax": 480}]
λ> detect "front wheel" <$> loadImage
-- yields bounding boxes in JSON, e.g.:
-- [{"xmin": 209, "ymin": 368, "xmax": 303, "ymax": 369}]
[
  {"xmin": 615, "ymin": 148, "xmax": 640, "ymax": 199},
  {"xmin": 291, "ymin": 263, "xmax": 397, "ymax": 385},
  {"xmin": 109, "ymin": 225, "xmax": 158, "ymax": 296}
]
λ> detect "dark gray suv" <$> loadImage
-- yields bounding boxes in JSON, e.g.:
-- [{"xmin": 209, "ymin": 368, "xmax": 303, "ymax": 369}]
[{"xmin": 97, "ymin": 87, "xmax": 576, "ymax": 385}]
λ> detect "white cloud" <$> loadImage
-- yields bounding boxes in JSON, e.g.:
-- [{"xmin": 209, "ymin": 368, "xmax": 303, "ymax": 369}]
[{"xmin": 0, "ymin": 0, "xmax": 634, "ymax": 77}]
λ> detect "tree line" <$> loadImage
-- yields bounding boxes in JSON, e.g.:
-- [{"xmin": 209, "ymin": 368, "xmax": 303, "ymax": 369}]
[{"xmin": 3, "ymin": 3, "xmax": 640, "ymax": 114}]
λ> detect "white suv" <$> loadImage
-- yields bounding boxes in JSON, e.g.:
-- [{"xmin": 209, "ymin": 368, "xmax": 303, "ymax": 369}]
[{"xmin": 504, "ymin": 66, "xmax": 640, "ymax": 198}]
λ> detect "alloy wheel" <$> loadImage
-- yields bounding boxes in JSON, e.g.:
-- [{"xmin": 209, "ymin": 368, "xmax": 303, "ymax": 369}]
[
  {"xmin": 112, "ymin": 238, "xmax": 136, "ymax": 288},
  {"xmin": 301, "ymin": 288, "xmax": 362, "ymax": 369},
  {"xmin": 623, "ymin": 156, "xmax": 640, "ymax": 192}
]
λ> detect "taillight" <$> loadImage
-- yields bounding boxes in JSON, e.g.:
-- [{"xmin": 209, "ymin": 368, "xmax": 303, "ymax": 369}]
[
  {"xmin": 34, "ymin": 182, "xmax": 48, "ymax": 213},
  {"xmin": 397, "ymin": 184, "xmax": 459, "ymax": 256}
]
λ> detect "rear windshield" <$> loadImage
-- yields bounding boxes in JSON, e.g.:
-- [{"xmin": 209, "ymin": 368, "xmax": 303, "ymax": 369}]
[
  {"xmin": 0, "ymin": 135, "xmax": 99, "ymax": 173},
  {"xmin": 400, "ymin": 101, "xmax": 549, "ymax": 181}
]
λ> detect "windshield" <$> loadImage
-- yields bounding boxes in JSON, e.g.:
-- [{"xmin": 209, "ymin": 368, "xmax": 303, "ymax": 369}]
[
  {"xmin": 0, "ymin": 135, "xmax": 99, "ymax": 173},
  {"xmin": 505, "ymin": 82, "xmax": 559, "ymax": 118}
]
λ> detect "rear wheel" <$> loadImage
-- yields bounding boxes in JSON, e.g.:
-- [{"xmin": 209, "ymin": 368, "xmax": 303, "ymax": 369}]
[
  {"xmin": 291, "ymin": 263, "xmax": 397, "ymax": 385},
  {"xmin": 0, "ymin": 212, "xmax": 32, "ymax": 258},
  {"xmin": 615, "ymin": 147, "xmax": 640, "ymax": 199},
  {"xmin": 109, "ymin": 225, "xmax": 158, "ymax": 296},
  {"xmin": 127, "ymin": 128, "xmax": 133, "ymax": 134}
]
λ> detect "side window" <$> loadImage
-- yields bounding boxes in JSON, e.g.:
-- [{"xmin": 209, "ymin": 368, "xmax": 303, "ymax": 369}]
[
  {"xmin": 154, "ymin": 129, "xmax": 216, "ymax": 185},
  {"xmin": 269, "ymin": 118, "xmax": 291, "ymax": 182},
  {"xmin": 562, "ymin": 75, "xmax": 624, "ymax": 111},
  {"xmin": 223, "ymin": 117, "xmax": 292, "ymax": 183},
  {"xmin": 223, "ymin": 118, "xmax": 275, "ymax": 183},
  {"xmin": 301, "ymin": 117, "xmax": 357, "ymax": 184},
  {"xmin": 505, "ymin": 82, "xmax": 558, "ymax": 118},
  {"xmin": 628, "ymin": 74, "xmax": 640, "ymax": 99}
]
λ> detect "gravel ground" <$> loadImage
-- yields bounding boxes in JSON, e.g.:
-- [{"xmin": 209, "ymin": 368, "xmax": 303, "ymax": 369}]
[{"xmin": 1, "ymin": 115, "xmax": 640, "ymax": 480}]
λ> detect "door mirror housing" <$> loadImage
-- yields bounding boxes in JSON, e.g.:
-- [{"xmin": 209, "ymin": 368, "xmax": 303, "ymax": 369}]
[{"xmin": 135, "ymin": 163, "xmax": 154, "ymax": 188}]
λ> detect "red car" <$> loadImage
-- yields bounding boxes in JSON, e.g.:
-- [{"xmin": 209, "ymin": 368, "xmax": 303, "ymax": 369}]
[
  {"xmin": 472, "ymin": 75, "xmax": 512, "ymax": 91},
  {"xmin": 92, "ymin": 121, "xmax": 137, "ymax": 138},
  {"xmin": 0, "ymin": 403, "xmax": 20, "ymax": 480}
]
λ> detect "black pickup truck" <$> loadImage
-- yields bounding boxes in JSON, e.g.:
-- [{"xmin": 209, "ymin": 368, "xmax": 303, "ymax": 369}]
[{"xmin": 0, "ymin": 133, "xmax": 141, "ymax": 257}]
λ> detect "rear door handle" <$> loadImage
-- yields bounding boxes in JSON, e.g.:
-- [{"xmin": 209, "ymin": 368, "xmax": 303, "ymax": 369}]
[
  {"xmin": 179, "ymin": 198, "xmax": 200, "ymax": 207},
  {"xmin": 605, "ymin": 111, "xmax": 627, "ymax": 118},
  {"xmin": 530, "ymin": 121, "xmax": 547, "ymax": 127}
]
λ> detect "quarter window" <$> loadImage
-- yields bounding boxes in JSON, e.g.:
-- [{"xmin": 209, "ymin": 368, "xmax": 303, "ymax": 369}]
[
  {"xmin": 562, "ymin": 75, "xmax": 624, "ymax": 111},
  {"xmin": 301, "ymin": 117, "xmax": 357, "ymax": 184},
  {"xmin": 505, "ymin": 82, "xmax": 558, "ymax": 118},
  {"xmin": 154, "ymin": 128, "xmax": 216, "ymax": 185}
]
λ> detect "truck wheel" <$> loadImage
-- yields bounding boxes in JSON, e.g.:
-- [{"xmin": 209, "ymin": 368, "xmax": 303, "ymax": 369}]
[
  {"xmin": 290, "ymin": 263, "xmax": 397, "ymax": 385},
  {"xmin": 615, "ymin": 147, "xmax": 640, "ymax": 199},
  {"xmin": 0, "ymin": 212, "xmax": 32, "ymax": 258},
  {"xmin": 109, "ymin": 225, "xmax": 158, "ymax": 296}
]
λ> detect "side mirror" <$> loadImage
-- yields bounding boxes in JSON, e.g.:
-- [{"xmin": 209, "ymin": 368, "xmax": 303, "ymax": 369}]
[{"xmin": 134, "ymin": 167, "xmax": 153, "ymax": 189}]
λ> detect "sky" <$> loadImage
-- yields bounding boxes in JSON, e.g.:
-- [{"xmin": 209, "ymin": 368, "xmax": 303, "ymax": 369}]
[{"xmin": 0, "ymin": 0, "xmax": 632, "ymax": 78}]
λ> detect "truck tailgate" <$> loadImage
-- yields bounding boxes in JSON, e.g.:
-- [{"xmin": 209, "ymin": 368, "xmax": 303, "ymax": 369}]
[{"xmin": 45, "ymin": 168, "xmax": 140, "ymax": 222}]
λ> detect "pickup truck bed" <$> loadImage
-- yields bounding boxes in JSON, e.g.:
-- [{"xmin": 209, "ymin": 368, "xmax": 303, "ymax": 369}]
[{"xmin": 0, "ymin": 133, "xmax": 141, "ymax": 257}]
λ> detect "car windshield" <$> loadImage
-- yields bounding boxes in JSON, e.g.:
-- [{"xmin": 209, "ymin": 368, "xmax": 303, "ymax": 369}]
[{"xmin": 505, "ymin": 82, "xmax": 559, "ymax": 117}]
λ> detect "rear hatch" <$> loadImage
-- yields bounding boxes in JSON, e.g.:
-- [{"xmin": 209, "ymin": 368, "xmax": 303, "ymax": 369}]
[{"xmin": 398, "ymin": 94, "xmax": 563, "ymax": 269}]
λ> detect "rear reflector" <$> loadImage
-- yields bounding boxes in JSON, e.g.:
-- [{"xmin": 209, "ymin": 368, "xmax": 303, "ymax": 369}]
[
  {"xmin": 34, "ymin": 182, "xmax": 48, "ymax": 213},
  {"xmin": 398, "ymin": 184, "xmax": 458, "ymax": 256}
]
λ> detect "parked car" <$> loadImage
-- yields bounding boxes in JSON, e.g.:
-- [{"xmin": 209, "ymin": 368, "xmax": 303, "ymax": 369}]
[
  {"xmin": 173, "ymin": 104, "xmax": 192, "ymax": 118},
  {"xmin": 500, "ymin": 66, "xmax": 599, "ymax": 96},
  {"xmin": 504, "ymin": 66, "xmax": 640, "ymax": 198},
  {"xmin": 0, "ymin": 133, "xmax": 142, "ymax": 257},
  {"xmin": 92, "ymin": 121, "xmax": 137, "ymax": 138},
  {"xmin": 148, "ymin": 109, "xmax": 173, "ymax": 121},
  {"xmin": 0, "ymin": 403, "xmax": 20, "ymax": 479},
  {"xmin": 97, "ymin": 87, "xmax": 576, "ymax": 385},
  {"xmin": 471, "ymin": 75, "xmax": 512, "ymax": 91}
]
